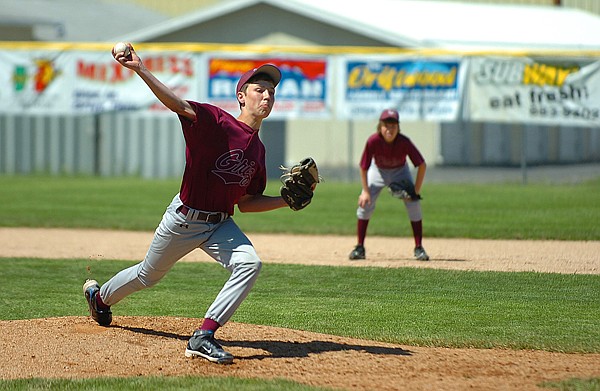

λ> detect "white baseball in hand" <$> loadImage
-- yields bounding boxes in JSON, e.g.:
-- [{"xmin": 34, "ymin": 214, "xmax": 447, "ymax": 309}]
[{"xmin": 113, "ymin": 42, "xmax": 130, "ymax": 57}]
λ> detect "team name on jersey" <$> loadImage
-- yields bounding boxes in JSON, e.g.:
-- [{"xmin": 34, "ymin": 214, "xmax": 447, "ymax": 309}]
[{"xmin": 212, "ymin": 149, "xmax": 256, "ymax": 187}]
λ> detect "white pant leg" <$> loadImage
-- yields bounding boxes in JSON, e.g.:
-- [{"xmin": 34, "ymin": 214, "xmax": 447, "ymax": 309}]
[
  {"xmin": 99, "ymin": 194, "xmax": 213, "ymax": 306},
  {"xmin": 200, "ymin": 218, "xmax": 262, "ymax": 325}
]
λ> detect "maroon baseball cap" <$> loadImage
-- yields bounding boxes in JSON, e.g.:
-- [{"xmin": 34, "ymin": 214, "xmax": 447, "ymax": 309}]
[
  {"xmin": 379, "ymin": 108, "xmax": 399, "ymax": 122},
  {"xmin": 236, "ymin": 63, "xmax": 282, "ymax": 93}
]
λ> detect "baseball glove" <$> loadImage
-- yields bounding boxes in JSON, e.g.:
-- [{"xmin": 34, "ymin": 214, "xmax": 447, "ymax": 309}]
[
  {"xmin": 280, "ymin": 157, "xmax": 321, "ymax": 211},
  {"xmin": 389, "ymin": 179, "xmax": 422, "ymax": 201}
]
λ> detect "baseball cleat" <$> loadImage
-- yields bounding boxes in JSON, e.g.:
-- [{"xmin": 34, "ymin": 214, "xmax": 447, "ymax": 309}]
[
  {"xmin": 185, "ymin": 330, "xmax": 234, "ymax": 364},
  {"xmin": 349, "ymin": 244, "xmax": 366, "ymax": 260},
  {"xmin": 83, "ymin": 279, "xmax": 112, "ymax": 326},
  {"xmin": 414, "ymin": 246, "xmax": 430, "ymax": 261}
]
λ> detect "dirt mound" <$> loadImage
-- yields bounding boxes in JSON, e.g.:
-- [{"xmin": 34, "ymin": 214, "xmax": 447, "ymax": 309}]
[{"xmin": 1, "ymin": 316, "xmax": 599, "ymax": 390}]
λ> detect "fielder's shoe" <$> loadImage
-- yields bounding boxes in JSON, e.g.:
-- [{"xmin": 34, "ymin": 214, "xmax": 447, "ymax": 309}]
[
  {"xmin": 185, "ymin": 330, "xmax": 234, "ymax": 364},
  {"xmin": 414, "ymin": 246, "xmax": 430, "ymax": 261},
  {"xmin": 83, "ymin": 279, "xmax": 112, "ymax": 326},
  {"xmin": 349, "ymin": 244, "xmax": 366, "ymax": 260}
]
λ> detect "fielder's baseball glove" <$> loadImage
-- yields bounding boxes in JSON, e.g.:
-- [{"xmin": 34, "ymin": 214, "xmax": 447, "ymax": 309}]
[
  {"xmin": 389, "ymin": 179, "xmax": 422, "ymax": 201},
  {"xmin": 280, "ymin": 157, "xmax": 321, "ymax": 211}
]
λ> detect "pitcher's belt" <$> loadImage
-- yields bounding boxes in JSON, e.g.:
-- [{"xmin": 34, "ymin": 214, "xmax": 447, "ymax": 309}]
[{"xmin": 176, "ymin": 205, "xmax": 228, "ymax": 224}]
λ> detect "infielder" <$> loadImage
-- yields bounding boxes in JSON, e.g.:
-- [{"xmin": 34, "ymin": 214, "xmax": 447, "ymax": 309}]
[
  {"xmin": 84, "ymin": 44, "xmax": 293, "ymax": 364},
  {"xmin": 349, "ymin": 109, "xmax": 429, "ymax": 261}
]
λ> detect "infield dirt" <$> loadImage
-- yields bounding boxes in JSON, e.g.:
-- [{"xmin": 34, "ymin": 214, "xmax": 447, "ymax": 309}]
[{"xmin": 1, "ymin": 227, "xmax": 599, "ymax": 390}]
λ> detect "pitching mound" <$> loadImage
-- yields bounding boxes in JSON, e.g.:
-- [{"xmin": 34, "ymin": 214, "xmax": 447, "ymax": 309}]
[{"xmin": 1, "ymin": 316, "xmax": 599, "ymax": 390}]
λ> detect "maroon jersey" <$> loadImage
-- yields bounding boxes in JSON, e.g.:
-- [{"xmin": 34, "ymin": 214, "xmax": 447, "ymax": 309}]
[
  {"xmin": 360, "ymin": 133, "xmax": 425, "ymax": 170},
  {"xmin": 177, "ymin": 102, "xmax": 267, "ymax": 215}
]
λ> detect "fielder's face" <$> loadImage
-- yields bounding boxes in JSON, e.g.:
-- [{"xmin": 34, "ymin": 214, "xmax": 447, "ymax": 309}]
[
  {"xmin": 238, "ymin": 80, "xmax": 276, "ymax": 119},
  {"xmin": 380, "ymin": 120, "xmax": 400, "ymax": 144}
]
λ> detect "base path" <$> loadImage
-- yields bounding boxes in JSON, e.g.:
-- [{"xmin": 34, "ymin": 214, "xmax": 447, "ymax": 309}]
[{"xmin": 1, "ymin": 227, "xmax": 598, "ymax": 274}]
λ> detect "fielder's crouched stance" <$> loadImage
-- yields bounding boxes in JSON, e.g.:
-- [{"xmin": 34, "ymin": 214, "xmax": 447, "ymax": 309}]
[
  {"xmin": 349, "ymin": 109, "xmax": 429, "ymax": 262},
  {"xmin": 84, "ymin": 43, "xmax": 319, "ymax": 365}
]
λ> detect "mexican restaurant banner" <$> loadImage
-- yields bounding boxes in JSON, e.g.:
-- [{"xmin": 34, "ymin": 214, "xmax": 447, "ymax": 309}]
[
  {"xmin": 206, "ymin": 57, "xmax": 330, "ymax": 118},
  {"xmin": 0, "ymin": 49, "xmax": 198, "ymax": 114},
  {"xmin": 467, "ymin": 57, "xmax": 600, "ymax": 126},
  {"xmin": 337, "ymin": 57, "xmax": 466, "ymax": 121}
]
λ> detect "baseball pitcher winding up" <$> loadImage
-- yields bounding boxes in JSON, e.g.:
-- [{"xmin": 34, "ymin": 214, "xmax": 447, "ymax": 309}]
[{"xmin": 83, "ymin": 43, "xmax": 319, "ymax": 365}]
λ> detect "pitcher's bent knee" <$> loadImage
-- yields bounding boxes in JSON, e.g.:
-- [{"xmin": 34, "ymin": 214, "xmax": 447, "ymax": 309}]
[
  {"xmin": 136, "ymin": 263, "xmax": 169, "ymax": 288},
  {"xmin": 238, "ymin": 258, "xmax": 262, "ymax": 274}
]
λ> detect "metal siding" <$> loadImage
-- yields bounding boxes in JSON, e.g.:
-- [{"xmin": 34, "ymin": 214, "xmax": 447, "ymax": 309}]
[
  {"xmin": 440, "ymin": 123, "xmax": 466, "ymax": 164},
  {"xmin": 558, "ymin": 127, "xmax": 581, "ymax": 162},
  {"xmin": 1, "ymin": 112, "xmax": 598, "ymax": 176},
  {"xmin": 524, "ymin": 125, "xmax": 547, "ymax": 164},
  {"xmin": 591, "ymin": 126, "xmax": 600, "ymax": 159},
  {"xmin": 64, "ymin": 117, "xmax": 76, "ymax": 173},
  {"xmin": 482, "ymin": 123, "xmax": 509, "ymax": 164},
  {"xmin": 0, "ymin": 116, "xmax": 16, "ymax": 173},
  {"xmin": 32, "ymin": 117, "xmax": 45, "ymax": 172}
]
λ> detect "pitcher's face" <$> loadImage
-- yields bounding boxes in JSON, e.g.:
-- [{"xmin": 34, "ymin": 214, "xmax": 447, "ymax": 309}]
[{"xmin": 238, "ymin": 80, "xmax": 276, "ymax": 119}]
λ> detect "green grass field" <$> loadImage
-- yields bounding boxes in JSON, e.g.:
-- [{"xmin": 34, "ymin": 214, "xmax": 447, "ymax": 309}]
[
  {"xmin": 0, "ymin": 175, "xmax": 599, "ymax": 240},
  {"xmin": 1, "ymin": 175, "xmax": 599, "ymax": 390}
]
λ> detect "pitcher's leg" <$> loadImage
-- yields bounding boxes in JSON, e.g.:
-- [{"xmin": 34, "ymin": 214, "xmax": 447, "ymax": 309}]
[
  {"xmin": 201, "ymin": 219, "xmax": 262, "ymax": 326},
  {"xmin": 99, "ymin": 203, "xmax": 203, "ymax": 306}
]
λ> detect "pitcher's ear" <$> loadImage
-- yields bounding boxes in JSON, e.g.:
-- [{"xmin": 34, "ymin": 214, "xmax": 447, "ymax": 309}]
[{"xmin": 237, "ymin": 91, "xmax": 245, "ymax": 105}]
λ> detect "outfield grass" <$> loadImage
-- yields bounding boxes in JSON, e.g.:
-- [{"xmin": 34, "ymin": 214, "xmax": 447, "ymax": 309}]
[{"xmin": 0, "ymin": 175, "xmax": 599, "ymax": 240}]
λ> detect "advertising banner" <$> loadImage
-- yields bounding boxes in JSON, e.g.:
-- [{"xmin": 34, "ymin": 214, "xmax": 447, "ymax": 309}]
[
  {"xmin": 0, "ymin": 49, "xmax": 198, "ymax": 114},
  {"xmin": 337, "ymin": 57, "xmax": 466, "ymax": 121},
  {"xmin": 467, "ymin": 57, "xmax": 600, "ymax": 126},
  {"xmin": 1, "ymin": 50, "xmax": 72, "ymax": 113},
  {"xmin": 73, "ymin": 50, "xmax": 198, "ymax": 113},
  {"xmin": 206, "ymin": 57, "xmax": 330, "ymax": 118}
]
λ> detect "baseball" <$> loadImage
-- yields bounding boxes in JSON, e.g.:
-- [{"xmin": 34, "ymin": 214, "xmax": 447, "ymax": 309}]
[{"xmin": 113, "ymin": 42, "xmax": 130, "ymax": 57}]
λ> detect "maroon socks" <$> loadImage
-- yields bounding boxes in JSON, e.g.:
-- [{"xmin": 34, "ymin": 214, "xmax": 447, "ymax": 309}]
[
  {"xmin": 411, "ymin": 220, "xmax": 423, "ymax": 247},
  {"xmin": 200, "ymin": 318, "xmax": 220, "ymax": 333},
  {"xmin": 357, "ymin": 219, "xmax": 369, "ymax": 245}
]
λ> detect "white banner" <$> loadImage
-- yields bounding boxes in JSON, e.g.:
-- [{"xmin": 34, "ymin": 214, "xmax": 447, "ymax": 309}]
[
  {"xmin": 0, "ymin": 49, "xmax": 199, "ymax": 114},
  {"xmin": 337, "ymin": 56, "xmax": 467, "ymax": 121},
  {"xmin": 467, "ymin": 57, "xmax": 600, "ymax": 126},
  {"xmin": 1, "ymin": 50, "xmax": 71, "ymax": 113}
]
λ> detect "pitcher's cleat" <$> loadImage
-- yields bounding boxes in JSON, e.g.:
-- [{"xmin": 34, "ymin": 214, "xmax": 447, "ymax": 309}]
[
  {"xmin": 83, "ymin": 279, "xmax": 112, "ymax": 326},
  {"xmin": 185, "ymin": 330, "xmax": 234, "ymax": 364}
]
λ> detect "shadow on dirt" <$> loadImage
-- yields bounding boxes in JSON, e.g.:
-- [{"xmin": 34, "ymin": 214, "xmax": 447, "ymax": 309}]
[
  {"xmin": 224, "ymin": 339, "xmax": 413, "ymax": 360},
  {"xmin": 115, "ymin": 324, "xmax": 413, "ymax": 360},
  {"xmin": 115, "ymin": 325, "xmax": 189, "ymax": 341}
]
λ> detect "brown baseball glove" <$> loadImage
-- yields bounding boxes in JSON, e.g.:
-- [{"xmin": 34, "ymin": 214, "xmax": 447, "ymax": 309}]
[{"xmin": 280, "ymin": 157, "xmax": 321, "ymax": 211}]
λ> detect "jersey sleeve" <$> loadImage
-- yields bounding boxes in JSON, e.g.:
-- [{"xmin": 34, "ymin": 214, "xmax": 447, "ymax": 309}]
[
  {"xmin": 244, "ymin": 165, "xmax": 267, "ymax": 196},
  {"xmin": 406, "ymin": 140, "xmax": 425, "ymax": 167},
  {"xmin": 359, "ymin": 139, "xmax": 374, "ymax": 170},
  {"xmin": 177, "ymin": 101, "xmax": 219, "ymax": 141}
]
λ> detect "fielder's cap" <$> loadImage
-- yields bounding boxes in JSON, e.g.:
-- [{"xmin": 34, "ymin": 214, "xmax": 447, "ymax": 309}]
[
  {"xmin": 379, "ymin": 108, "xmax": 400, "ymax": 122},
  {"xmin": 236, "ymin": 63, "xmax": 282, "ymax": 93}
]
